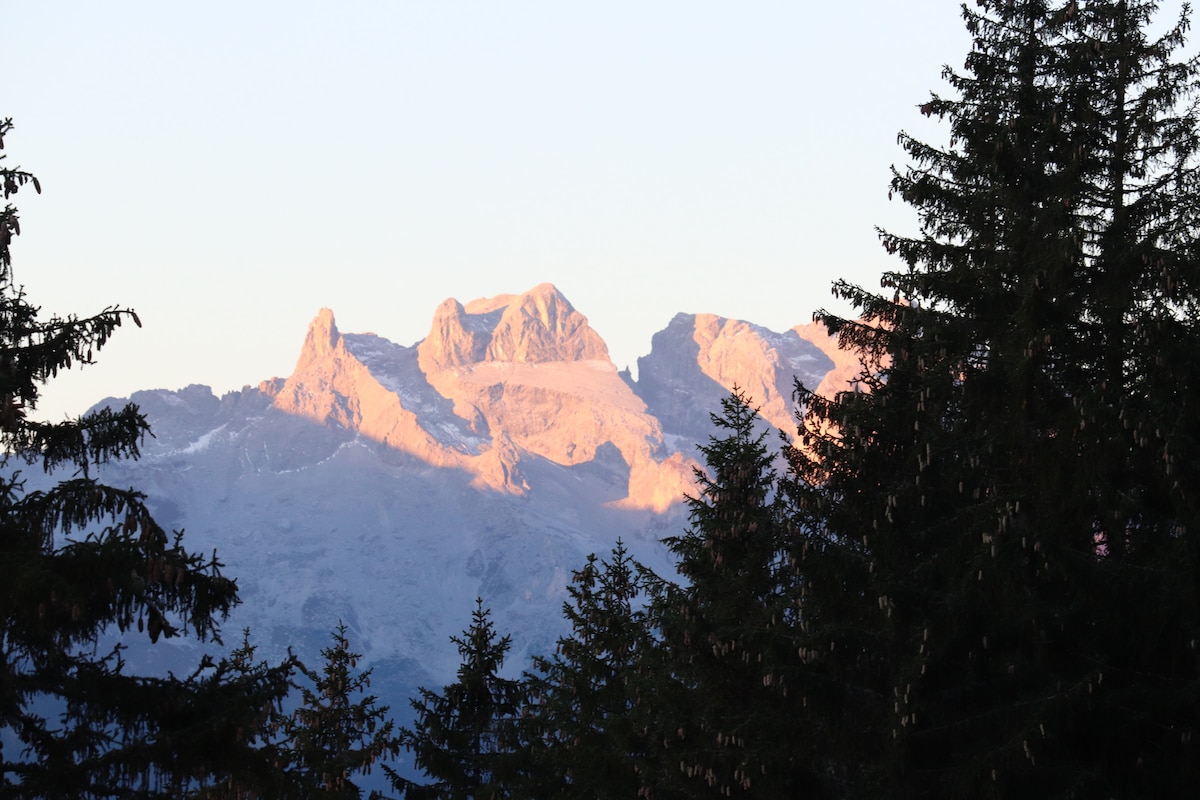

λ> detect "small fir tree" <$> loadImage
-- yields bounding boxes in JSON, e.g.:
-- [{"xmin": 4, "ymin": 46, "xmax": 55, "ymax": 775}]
[
  {"xmin": 642, "ymin": 390, "xmax": 815, "ymax": 798},
  {"xmin": 397, "ymin": 600, "xmax": 523, "ymax": 800},
  {"xmin": 517, "ymin": 541, "xmax": 655, "ymax": 799},
  {"xmin": 281, "ymin": 623, "xmax": 402, "ymax": 800},
  {"xmin": 187, "ymin": 630, "xmax": 306, "ymax": 800}
]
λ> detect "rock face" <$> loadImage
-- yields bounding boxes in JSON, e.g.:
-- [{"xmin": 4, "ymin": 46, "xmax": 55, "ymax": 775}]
[
  {"xmin": 270, "ymin": 308, "xmax": 478, "ymax": 474},
  {"xmin": 791, "ymin": 320, "xmax": 864, "ymax": 400},
  {"xmin": 418, "ymin": 283, "xmax": 609, "ymax": 371},
  {"xmin": 67, "ymin": 283, "xmax": 855, "ymax": 744},
  {"xmin": 634, "ymin": 312, "xmax": 836, "ymax": 448}
]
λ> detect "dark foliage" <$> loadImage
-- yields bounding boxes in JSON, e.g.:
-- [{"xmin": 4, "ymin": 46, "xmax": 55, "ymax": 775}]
[
  {"xmin": 281, "ymin": 623, "xmax": 402, "ymax": 799},
  {"xmin": 638, "ymin": 390, "xmax": 818, "ymax": 799},
  {"xmin": 516, "ymin": 541, "xmax": 656, "ymax": 799},
  {"xmin": 0, "ymin": 118, "xmax": 298, "ymax": 799},
  {"xmin": 396, "ymin": 600, "xmax": 523, "ymax": 800},
  {"xmin": 787, "ymin": 1, "xmax": 1200, "ymax": 796}
]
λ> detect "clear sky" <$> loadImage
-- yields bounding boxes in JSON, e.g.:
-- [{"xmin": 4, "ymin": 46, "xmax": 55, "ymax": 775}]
[{"xmin": 3, "ymin": 2, "xmax": 1000, "ymax": 419}]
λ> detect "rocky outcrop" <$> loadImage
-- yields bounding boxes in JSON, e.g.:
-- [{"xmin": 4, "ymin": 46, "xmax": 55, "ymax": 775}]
[
  {"xmin": 418, "ymin": 284, "xmax": 609, "ymax": 372},
  {"xmin": 634, "ymin": 312, "xmax": 834, "ymax": 446},
  {"xmin": 415, "ymin": 286, "xmax": 693, "ymax": 512},
  {"xmin": 270, "ymin": 309, "xmax": 471, "ymax": 473},
  {"xmin": 427, "ymin": 359, "xmax": 693, "ymax": 511}
]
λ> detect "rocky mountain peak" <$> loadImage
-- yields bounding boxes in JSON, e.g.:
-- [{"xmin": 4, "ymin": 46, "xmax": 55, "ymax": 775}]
[
  {"xmin": 253, "ymin": 292, "xmax": 694, "ymax": 511},
  {"xmin": 419, "ymin": 283, "xmax": 609, "ymax": 372},
  {"xmin": 269, "ymin": 308, "xmax": 359, "ymax": 430},
  {"xmin": 299, "ymin": 308, "xmax": 342, "ymax": 363}
]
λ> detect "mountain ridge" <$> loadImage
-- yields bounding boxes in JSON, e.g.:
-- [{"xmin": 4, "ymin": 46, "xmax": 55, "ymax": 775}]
[{"xmin": 65, "ymin": 284, "xmax": 858, "ymax": 695}]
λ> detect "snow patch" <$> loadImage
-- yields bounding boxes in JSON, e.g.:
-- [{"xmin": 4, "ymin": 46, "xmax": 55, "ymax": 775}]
[{"xmin": 180, "ymin": 424, "xmax": 228, "ymax": 455}]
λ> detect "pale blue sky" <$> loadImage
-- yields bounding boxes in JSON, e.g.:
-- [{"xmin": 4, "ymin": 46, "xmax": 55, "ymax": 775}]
[{"xmin": 6, "ymin": 2, "xmax": 982, "ymax": 418}]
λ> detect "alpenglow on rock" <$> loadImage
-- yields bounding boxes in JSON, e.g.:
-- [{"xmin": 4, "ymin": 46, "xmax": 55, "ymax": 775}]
[
  {"xmin": 419, "ymin": 283, "xmax": 610, "ymax": 370},
  {"xmin": 271, "ymin": 285, "xmax": 693, "ymax": 510}
]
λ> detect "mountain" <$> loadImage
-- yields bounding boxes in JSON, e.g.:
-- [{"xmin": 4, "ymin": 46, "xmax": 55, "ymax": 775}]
[{"xmin": 60, "ymin": 284, "xmax": 856, "ymax": 704}]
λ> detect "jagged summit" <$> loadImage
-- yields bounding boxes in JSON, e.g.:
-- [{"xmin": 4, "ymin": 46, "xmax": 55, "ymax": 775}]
[
  {"xmin": 260, "ymin": 291, "xmax": 858, "ymax": 511},
  {"xmin": 260, "ymin": 292, "xmax": 861, "ymax": 476},
  {"xmin": 263, "ymin": 289, "xmax": 694, "ymax": 511},
  {"xmin": 305, "ymin": 307, "xmax": 340, "ymax": 358},
  {"xmin": 418, "ymin": 283, "xmax": 609, "ymax": 372}
]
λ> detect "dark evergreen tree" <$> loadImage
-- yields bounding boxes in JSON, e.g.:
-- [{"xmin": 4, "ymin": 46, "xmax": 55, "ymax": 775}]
[
  {"xmin": 516, "ymin": 541, "xmax": 655, "ymax": 799},
  {"xmin": 0, "ymin": 118, "xmax": 298, "ymax": 798},
  {"xmin": 397, "ymin": 600, "xmax": 523, "ymax": 800},
  {"xmin": 188, "ymin": 630, "xmax": 305, "ymax": 800},
  {"xmin": 281, "ymin": 623, "xmax": 402, "ymax": 799},
  {"xmin": 641, "ymin": 390, "xmax": 815, "ymax": 799},
  {"xmin": 787, "ymin": 1, "xmax": 1200, "ymax": 796}
]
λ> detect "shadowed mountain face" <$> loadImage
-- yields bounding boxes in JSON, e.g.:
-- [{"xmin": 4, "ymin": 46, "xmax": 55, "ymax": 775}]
[{"xmin": 66, "ymin": 284, "xmax": 855, "ymax": 693}]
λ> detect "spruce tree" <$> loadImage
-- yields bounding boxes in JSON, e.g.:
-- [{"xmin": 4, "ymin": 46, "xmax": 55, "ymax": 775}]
[
  {"xmin": 397, "ymin": 600, "xmax": 523, "ymax": 800},
  {"xmin": 0, "ymin": 118, "xmax": 297, "ymax": 798},
  {"xmin": 188, "ymin": 631, "xmax": 305, "ymax": 800},
  {"xmin": 788, "ymin": 1, "xmax": 1200, "ymax": 796},
  {"xmin": 642, "ymin": 390, "xmax": 814, "ymax": 798},
  {"xmin": 281, "ymin": 623, "xmax": 402, "ymax": 799},
  {"xmin": 517, "ymin": 541, "xmax": 655, "ymax": 799}
]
